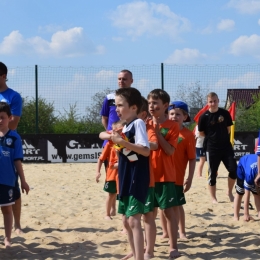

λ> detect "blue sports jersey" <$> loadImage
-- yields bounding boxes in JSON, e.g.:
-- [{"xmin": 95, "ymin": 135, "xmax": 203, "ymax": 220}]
[
  {"xmin": 0, "ymin": 88, "xmax": 22, "ymax": 117},
  {"xmin": 257, "ymin": 130, "xmax": 260, "ymax": 156},
  {"xmin": 237, "ymin": 154, "xmax": 258, "ymax": 191},
  {"xmin": 0, "ymin": 130, "xmax": 23, "ymax": 187},
  {"xmin": 117, "ymin": 118, "xmax": 150, "ymax": 204}
]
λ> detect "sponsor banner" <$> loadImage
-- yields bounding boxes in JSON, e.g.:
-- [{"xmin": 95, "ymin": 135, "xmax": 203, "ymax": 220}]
[
  {"xmin": 20, "ymin": 132, "xmax": 259, "ymax": 163},
  {"xmin": 21, "ymin": 134, "xmax": 103, "ymax": 163}
]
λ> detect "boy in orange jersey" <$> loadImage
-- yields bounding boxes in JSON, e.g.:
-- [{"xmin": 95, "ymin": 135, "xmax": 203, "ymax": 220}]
[
  {"xmin": 147, "ymin": 89, "xmax": 180, "ymax": 259},
  {"xmin": 96, "ymin": 120, "xmax": 126, "ymax": 219},
  {"xmin": 164, "ymin": 101, "xmax": 196, "ymax": 239}
]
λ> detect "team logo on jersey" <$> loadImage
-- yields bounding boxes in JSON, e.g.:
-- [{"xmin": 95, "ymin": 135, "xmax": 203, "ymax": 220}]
[
  {"xmin": 160, "ymin": 128, "xmax": 169, "ymax": 137},
  {"xmin": 114, "ymin": 133, "xmax": 129, "ymax": 151},
  {"xmin": 8, "ymin": 189, "xmax": 13, "ymax": 200},
  {"xmin": 218, "ymin": 115, "xmax": 224, "ymax": 123},
  {"xmin": 6, "ymin": 138, "xmax": 13, "ymax": 146},
  {"xmin": 178, "ymin": 137, "xmax": 183, "ymax": 144}
]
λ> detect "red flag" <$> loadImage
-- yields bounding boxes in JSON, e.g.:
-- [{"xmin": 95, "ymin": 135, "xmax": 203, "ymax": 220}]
[
  {"xmin": 194, "ymin": 105, "xmax": 209, "ymax": 123},
  {"xmin": 228, "ymin": 102, "xmax": 236, "ymax": 121}
]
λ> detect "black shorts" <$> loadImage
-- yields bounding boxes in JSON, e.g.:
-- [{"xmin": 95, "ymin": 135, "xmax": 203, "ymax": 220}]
[
  {"xmin": 207, "ymin": 146, "xmax": 237, "ymax": 186},
  {"xmin": 0, "ymin": 184, "xmax": 15, "ymax": 206},
  {"xmin": 13, "ymin": 178, "xmax": 21, "ymax": 201},
  {"xmin": 235, "ymin": 176, "xmax": 258, "ymax": 195}
]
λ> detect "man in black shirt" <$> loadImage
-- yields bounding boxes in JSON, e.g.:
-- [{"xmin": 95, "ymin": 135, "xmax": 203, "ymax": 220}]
[{"xmin": 198, "ymin": 92, "xmax": 237, "ymax": 203}]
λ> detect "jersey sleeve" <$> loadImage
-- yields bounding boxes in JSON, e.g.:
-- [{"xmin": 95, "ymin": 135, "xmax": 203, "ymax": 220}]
[
  {"xmin": 14, "ymin": 134, "xmax": 23, "ymax": 161},
  {"xmin": 256, "ymin": 130, "xmax": 260, "ymax": 156},
  {"xmin": 198, "ymin": 114, "xmax": 205, "ymax": 132},
  {"xmin": 186, "ymin": 131, "xmax": 196, "ymax": 159},
  {"xmin": 225, "ymin": 110, "xmax": 233, "ymax": 127},
  {"xmin": 134, "ymin": 119, "xmax": 150, "ymax": 148},
  {"xmin": 99, "ymin": 143, "xmax": 111, "ymax": 161},
  {"xmin": 11, "ymin": 92, "xmax": 22, "ymax": 117},
  {"xmin": 166, "ymin": 122, "xmax": 179, "ymax": 149},
  {"xmin": 100, "ymin": 97, "xmax": 109, "ymax": 117}
]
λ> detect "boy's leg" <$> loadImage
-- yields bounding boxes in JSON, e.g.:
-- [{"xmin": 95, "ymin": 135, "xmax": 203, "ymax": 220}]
[
  {"xmin": 178, "ymin": 206, "xmax": 186, "ymax": 239},
  {"xmin": 110, "ymin": 194, "xmax": 117, "ymax": 216},
  {"xmin": 159, "ymin": 209, "xmax": 168, "ymax": 238},
  {"xmin": 1, "ymin": 205, "xmax": 13, "ymax": 247},
  {"xmin": 105, "ymin": 193, "xmax": 116, "ymax": 219},
  {"xmin": 197, "ymin": 156, "xmax": 206, "ymax": 177},
  {"xmin": 221, "ymin": 148, "xmax": 237, "ymax": 202},
  {"xmin": 128, "ymin": 213, "xmax": 144, "ymax": 260},
  {"xmin": 122, "ymin": 215, "xmax": 135, "ymax": 257},
  {"xmin": 12, "ymin": 182, "xmax": 23, "ymax": 234},
  {"xmin": 162, "ymin": 207, "xmax": 180, "ymax": 258},
  {"xmin": 207, "ymin": 151, "xmax": 221, "ymax": 203},
  {"xmin": 253, "ymin": 194, "xmax": 260, "ymax": 218},
  {"xmin": 143, "ymin": 212, "xmax": 156, "ymax": 258},
  {"xmin": 233, "ymin": 193, "xmax": 243, "ymax": 220}
]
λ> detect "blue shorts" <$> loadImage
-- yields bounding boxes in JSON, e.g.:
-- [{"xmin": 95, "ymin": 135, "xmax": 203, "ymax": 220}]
[
  {"xmin": 196, "ymin": 147, "xmax": 206, "ymax": 157},
  {"xmin": 0, "ymin": 184, "xmax": 15, "ymax": 206}
]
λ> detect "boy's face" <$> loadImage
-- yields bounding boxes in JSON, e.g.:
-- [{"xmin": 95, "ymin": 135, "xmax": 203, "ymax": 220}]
[
  {"xmin": 0, "ymin": 74, "xmax": 7, "ymax": 88},
  {"xmin": 0, "ymin": 112, "xmax": 11, "ymax": 131},
  {"xmin": 168, "ymin": 108, "xmax": 187, "ymax": 126},
  {"xmin": 148, "ymin": 98, "xmax": 168, "ymax": 118},
  {"xmin": 117, "ymin": 72, "xmax": 133, "ymax": 88},
  {"xmin": 207, "ymin": 95, "xmax": 219, "ymax": 111},
  {"xmin": 115, "ymin": 95, "xmax": 137, "ymax": 122}
]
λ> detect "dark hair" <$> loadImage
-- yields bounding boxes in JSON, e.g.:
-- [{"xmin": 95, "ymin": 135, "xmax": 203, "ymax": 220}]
[
  {"xmin": 140, "ymin": 96, "xmax": 148, "ymax": 114},
  {"xmin": 115, "ymin": 87, "xmax": 142, "ymax": 114},
  {"xmin": 0, "ymin": 102, "xmax": 11, "ymax": 116},
  {"xmin": 147, "ymin": 89, "xmax": 170, "ymax": 104},
  {"xmin": 120, "ymin": 69, "xmax": 133, "ymax": 79},
  {"xmin": 0, "ymin": 62, "xmax": 7, "ymax": 76}
]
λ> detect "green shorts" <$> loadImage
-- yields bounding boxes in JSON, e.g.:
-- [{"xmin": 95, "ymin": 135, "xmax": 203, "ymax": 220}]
[
  {"xmin": 175, "ymin": 185, "xmax": 186, "ymax": 206},
  {"xmin": 143, "ymin": 187, "xmax": 155, "ymax": 214},
  {"xmin": 154, "ymin": 182, "xmax": 178, "ymax": 209},
  {"xmin": 118, "ymin": 196, "xmax": 144, "ymax": 217},
  {"xmin": 103, "ymin": 181, "xmax": 117, "ymax": 194}
]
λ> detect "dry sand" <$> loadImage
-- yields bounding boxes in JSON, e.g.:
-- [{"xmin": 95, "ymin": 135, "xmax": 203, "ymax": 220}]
[{"xmin": 1, "ymin": 162, "xmax": 260, "ymax": 260}]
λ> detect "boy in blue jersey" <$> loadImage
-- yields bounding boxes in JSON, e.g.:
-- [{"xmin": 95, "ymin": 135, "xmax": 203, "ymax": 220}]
[
  {"xmin": 110, "ymin": 88, "xmax": 150, "ymax": 260},
  {"xmin": 0, "ymin": 61, "xmax": 24, "ymax": 235},
  {"xmin": 234, "ymin": 153, "xmax": 260, "ymax": 221},
  {"xmin": 0, "ymin": 102, "xmax": 29, "ymax": 247}
]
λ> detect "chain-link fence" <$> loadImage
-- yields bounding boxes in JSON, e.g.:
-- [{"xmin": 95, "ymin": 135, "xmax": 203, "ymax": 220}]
[{"xmin": 8, "ymin": 64, "xmax": 260, "ymax": 133}]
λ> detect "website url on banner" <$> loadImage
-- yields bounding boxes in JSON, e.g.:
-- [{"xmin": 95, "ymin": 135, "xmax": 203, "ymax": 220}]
[{"xmin": 51, "ymin": 152, "xmax": 101, "ymax": 161}]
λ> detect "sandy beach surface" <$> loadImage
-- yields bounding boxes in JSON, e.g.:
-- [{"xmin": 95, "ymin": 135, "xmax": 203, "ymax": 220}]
[{"xmin": 1, "ymin": 162, "xmax": 260, "ymax": 260}]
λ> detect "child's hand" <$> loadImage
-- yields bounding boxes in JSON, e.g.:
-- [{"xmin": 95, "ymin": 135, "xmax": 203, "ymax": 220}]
[
  {"xmin": 244, "ymin": 214, "xmax": 255, "ymax": 222},
  {"xmin": 183, "ymin": 178, "xmax": 192, "ymax": 193},
  {"xmin": 111, "ymin": 163, "xmax": 118, "ymax": 169},
  {"xmin": 96, "ymin": 172, "xmax": 101, "ymax": 183},
  {"xmin": 21, "ymin": 181, "xmax": 30, "ymax": 195},
  {"xmin": 111, "ymin": 131, "xmax": 123, "ymax": 144}
]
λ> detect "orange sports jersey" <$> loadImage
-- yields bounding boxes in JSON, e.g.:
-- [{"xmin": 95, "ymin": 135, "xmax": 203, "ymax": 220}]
[
  {"xmin": 174, "ymin": 127, "xmax": 196, "ymax": 186},
  {"xmin": 99, "ymin": 141, "xmax": 118, "ymax": 182},
  {"xmin": 146, "ymin": 123, "xmax": 158, "ymax": 187},
  {"xmin": 148, "ymin": 119, "xmax": 179, "ymax": 182}
]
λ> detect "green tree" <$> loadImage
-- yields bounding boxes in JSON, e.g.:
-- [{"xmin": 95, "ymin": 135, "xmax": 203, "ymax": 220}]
[
  {"xmin": 53, "ymin": 103, "xmax": 88, "ymax": 134},
  {"xmin": 235, "ymin": 96, "xmax": 260, "ymax": 131},
  {"xmin": 17, "ymin": 97, "xmax": 56, "ymax": 134}
]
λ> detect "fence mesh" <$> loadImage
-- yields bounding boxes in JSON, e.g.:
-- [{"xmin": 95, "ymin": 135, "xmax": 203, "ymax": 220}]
[{"xmin": 8, "ymin": 64, "xmax": 260, "ymax": 133}]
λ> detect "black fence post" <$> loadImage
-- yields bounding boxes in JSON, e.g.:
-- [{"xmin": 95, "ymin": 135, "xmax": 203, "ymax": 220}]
[
  {"xmin": 161, "ymin": 63, "xmax": 164, "ymax": 90},
  {"xmin": 35, "ymin": 65, "xmax": 39, "ymax": 134}
]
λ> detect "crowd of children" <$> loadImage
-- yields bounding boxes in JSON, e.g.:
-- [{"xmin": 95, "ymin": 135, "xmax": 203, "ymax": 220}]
[{"xmin": 96, "ymin": 86, "xmax": 260, "ymax": 260}]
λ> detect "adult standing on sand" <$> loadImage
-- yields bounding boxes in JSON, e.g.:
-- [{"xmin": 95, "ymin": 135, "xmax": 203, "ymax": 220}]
[
  {"xmin": 100, "ymin": 69, "xmax": 133, "ymax": 134},
  {"xmin": 0, "ymin": 62, "xmax": 24, "ymax": 234},
  {"xmin": 198, "ymin": 92, "xmax": 237, "ymax": 203}
]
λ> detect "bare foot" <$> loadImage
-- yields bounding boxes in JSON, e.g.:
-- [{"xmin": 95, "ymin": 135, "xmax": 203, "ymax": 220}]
[
  {"xmin": 169, "ymin": 249, "xmax": 180, "ymax": 259},
  {"xmin": 197, "ymin": 175, "xmax": 202, "ymax": 178},
  {"xmin": 110, "ymin": 210, "xmax": 116, "ymax": 216},
  {"xmin": 161, "ymin": 233, "xmax": 169, "ymax": 239},
  {"xmin": 104, "ymin": 216, "xmax": 112, "ymax": 220},
  {"xmin": 233, "ymin": 216, "xmax": 239, "ymax": 221},
  {"xmin": 120, "ymin": 228, "xmax": 128, "ymax": 235},
  {"xmin": 179, "ymin": 233, "xmax": 188, "ymax": 240},
  {"xmin": 227, "ymin": 192, "xmax": 234, "ymax": 202},
  {"xmin": 212, "ymin": 199, "xmax": 218, "ymax": 204},
  {"xmin": 121, "ymin": 252, "xmax": 133, "ymax": 260},
  {"xmin": 144, "ymin": 253, "xmax": 154, "ymax": 259},
  {"xmin": 14, "ymin": 227, "xmax": 24, "ymax": 235},
  {"xmin": 4, "ymin": 237, "xmax": 11, "ymax": 248}
]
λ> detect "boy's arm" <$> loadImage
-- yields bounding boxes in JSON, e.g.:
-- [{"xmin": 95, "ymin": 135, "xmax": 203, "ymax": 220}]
[
  {"xmin": 14, "ymin": 160, "xmax": 29, "ymax": 194},
  {"xmin": 111, "ymin": 132, "xmax": 150, "ymax": 157},
  {"xmin": 99, "ymin": 131, "xmax": 111, "ymax": 140},
  {"xmin": 96, "ymin": 159, "xmax": 103, "ymax": 183},
  {"xmin": 9, "ymin": 116, "xmax": 20, "ymax": 130},
  {"xmin": 243, "ymin": 189, "xmax": 254, "ymax": 221},
  {"xmin": 149, "ymin": 142, "xmax": 158, "ymax": 151},
  {"xmin": 101, "ymin": 116, "xmax": 108, "ymax": 130},
  {"xmin": 153, "ymin": 122, "xmax": 174, "ymax": 155},
  {"xmin": 255, "ymin": 155, "xmax": 260, "ymax": 187},
  {"xmin": 183, "ymin": 158, "xmax": 196, "ymax": 193}
]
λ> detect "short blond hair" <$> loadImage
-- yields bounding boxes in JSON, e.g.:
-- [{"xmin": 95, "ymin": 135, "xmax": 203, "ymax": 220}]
[{"xmin": 207, "ymin": 92, "xmax": 218, "ymax": 99}]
